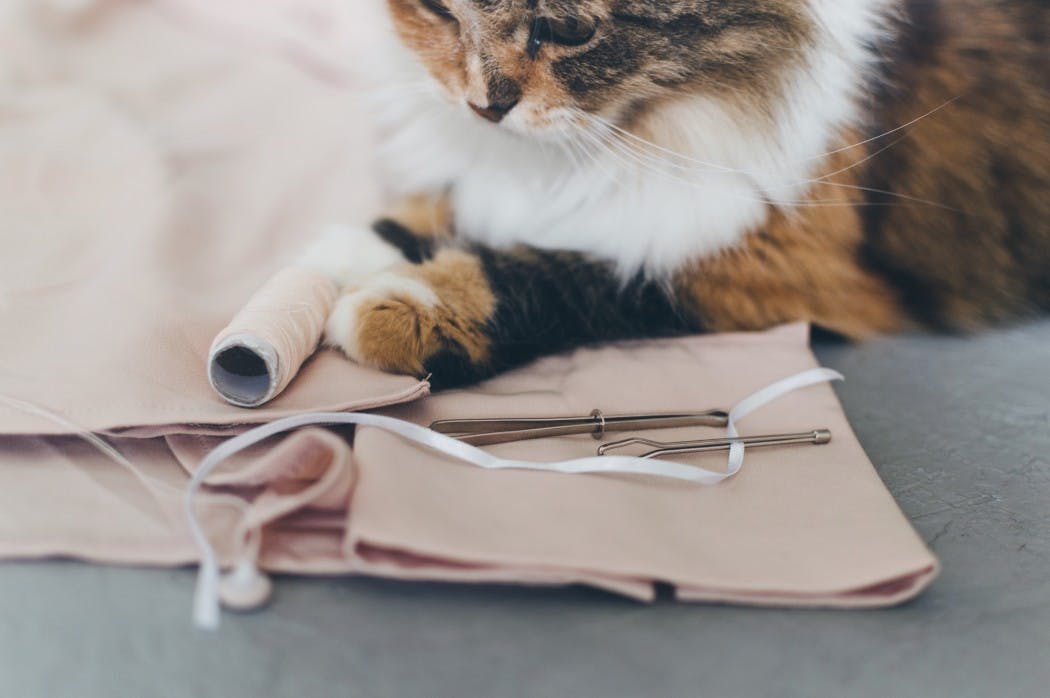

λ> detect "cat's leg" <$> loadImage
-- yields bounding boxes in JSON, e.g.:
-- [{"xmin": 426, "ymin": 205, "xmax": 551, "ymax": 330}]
[
  {"xmin": 323, "ymin": 226, "xmax": 696, "ymax": 388},
  {"xmin": 298, "ymin": 195, "xmax": 453, "ymax": 284},
  {"xmin": 323, "ymin": 199, "xmax": 909, "ymax": 388},
  {"xmin": 371, "ymin": 194, "xmax": 455, "ymax": 261}
]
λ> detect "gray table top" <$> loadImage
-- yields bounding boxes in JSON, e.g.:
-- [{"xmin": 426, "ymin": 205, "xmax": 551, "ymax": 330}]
[{"xmin": 3, "ymin": 321, "xmax": 1049, "ymax": 698}]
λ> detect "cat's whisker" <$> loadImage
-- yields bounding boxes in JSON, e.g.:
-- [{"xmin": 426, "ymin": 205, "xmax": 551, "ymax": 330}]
[
  {"xmin": 572, "ymin": 125, "xmax": 634, "ymax": 189},
  {"xmin": 584, "ymin": 96, "xmax": 961, "ymax": 174},
  {"xmin": 552, "ymin": 138, "xmax": 581, "ymax": 173},
  {"xmin": 580, "ymin": 116, "xmax": 812, "ymax": 207},
  {"xmin": 583, "ymin": 110, "xmax": 854, "ymax": 203},
  {"xmin": 363, "ymin": 49, "xmax": 961, "ymax": 215},
  {"xmin": 585, "ymin": 111, "xmax": 760, "ymax": 176},
  {"xmin": 584, "ymin": 119, "xmax": 933, "ymax": 212},
  {"xmin": 371, "ymin": 91, "xmax": 944, "ymax": 213},
  {"xmin": 802, "ymin": 96, "xmax": 965, "ymax": 162},
  {"xmin": 589, "ymin": 110, "xmax": 845, "ymax": 198},
  {"xmin": 579, "ymin": 110, "xmax": 959, "ymax": 213}
]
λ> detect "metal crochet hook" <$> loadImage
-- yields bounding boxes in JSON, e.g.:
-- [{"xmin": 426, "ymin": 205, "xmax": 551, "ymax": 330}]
[
  {"xmin": 598, "ymin": 429, "xmax": 832, "ymax": 459},
  {"xmin": 430, "ymin": 409, "xmax": 730, "ymax": 447}
]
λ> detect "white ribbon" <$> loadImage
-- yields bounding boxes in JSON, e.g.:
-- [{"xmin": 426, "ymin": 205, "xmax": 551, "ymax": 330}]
[{"xmin": 186, "ymin": 367, "xmax": 843, "ymax": 629}]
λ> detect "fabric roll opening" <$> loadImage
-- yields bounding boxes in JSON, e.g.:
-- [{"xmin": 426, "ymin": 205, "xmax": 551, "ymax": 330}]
[
  {"xmin": 208, "ymin": 334, "xmax": 280, "ymax": 408},
  {"xmin": 205, "ymin": 267, "xmax": 340, "ymax": 409}
]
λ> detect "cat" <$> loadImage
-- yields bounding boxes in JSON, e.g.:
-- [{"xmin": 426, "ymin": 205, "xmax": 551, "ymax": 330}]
[{"xmin": 313, "ymin": 0, "xmax": 1049, "ymax": 389}]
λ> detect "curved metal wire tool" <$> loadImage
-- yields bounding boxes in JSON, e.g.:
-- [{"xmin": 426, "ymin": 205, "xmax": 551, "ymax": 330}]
[{"xmin": 597, "ymin": 429, "xmax": 833, "ymax": 459}]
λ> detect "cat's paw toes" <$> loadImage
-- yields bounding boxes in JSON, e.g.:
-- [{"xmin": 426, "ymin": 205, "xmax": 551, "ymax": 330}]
[
  {"xmin": 297, "ymin": 223, "xmax": 404, "ymax": 287},
  {"xmin": 325, "ymin": 272, "xmax": 445, "ymax": 376},
  {"xmin": 324, "ymin": 259, "xmax": 494, "ymax": 378}
]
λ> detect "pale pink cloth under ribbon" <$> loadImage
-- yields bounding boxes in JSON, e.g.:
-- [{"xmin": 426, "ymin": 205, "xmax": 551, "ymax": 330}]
[{"xmin": 0, "ymin": 0, "xmax": 938, "ymax": 626}]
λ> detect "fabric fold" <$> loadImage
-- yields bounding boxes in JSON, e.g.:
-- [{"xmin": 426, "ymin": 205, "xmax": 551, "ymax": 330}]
[
  {"xmin": 345, "ymin": 327, "xmax": 939, "ymax": 607},
  {"xmin": 0, "ymin": 0, "xmax": 938, "ymax": 614},
  {"xmin": 0, "ymin": 0, "xmax": 424, "ymax": 436},
  {"xmin": 0, "ymin": 325, "xmax": 940, "ymax": 610}
]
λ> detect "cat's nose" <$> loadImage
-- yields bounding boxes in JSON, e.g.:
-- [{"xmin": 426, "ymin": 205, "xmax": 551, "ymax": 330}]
[{"xmin": 468, "ymin": 98, "xmax": 519, "ymax": 124}]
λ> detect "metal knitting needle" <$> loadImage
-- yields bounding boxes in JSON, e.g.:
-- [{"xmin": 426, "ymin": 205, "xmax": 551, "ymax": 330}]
[
  {"xmin": 598, "ymin": 429, "xmax": 833, "ymax": 459},
  {"xmin": 430, "ymin": 409, "xmax": 730, "ymax": 447}
]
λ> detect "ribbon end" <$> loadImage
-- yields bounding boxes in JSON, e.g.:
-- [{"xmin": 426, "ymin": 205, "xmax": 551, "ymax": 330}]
[{"xmin": 193, "ymin": 565, "xmax": 222, "ymax": 631}]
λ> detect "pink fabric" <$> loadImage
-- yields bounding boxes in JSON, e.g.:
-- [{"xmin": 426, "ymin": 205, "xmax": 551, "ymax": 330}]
[
  {"xmin": 1, "ymin": 325, "xmax": 939, "ymax": 606},
  {"xmin": 154, "ymin": 0, "xmax": 361, "ymax": 84},
  {"xmin": 346, "ymin": 325, "xmax": 939, "ymax": 606},
  {"xmin": 0, "ymin": 0, "xmax": 938, "ymax": 609},
  {"xmin": 0, "ymin": 0, "xmax": 422, "ymax": 436}
]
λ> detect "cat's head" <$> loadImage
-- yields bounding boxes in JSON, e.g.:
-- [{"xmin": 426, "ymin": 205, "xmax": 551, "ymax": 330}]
[{"xmin": 384, "ymin": 0, "xmax": 819, "ymax": 138}]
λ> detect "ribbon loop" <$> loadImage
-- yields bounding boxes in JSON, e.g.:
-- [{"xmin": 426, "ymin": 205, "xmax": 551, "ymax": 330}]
[{"xmin": 186, "ymin": 368, "xmax": 843, "ymax": 629}]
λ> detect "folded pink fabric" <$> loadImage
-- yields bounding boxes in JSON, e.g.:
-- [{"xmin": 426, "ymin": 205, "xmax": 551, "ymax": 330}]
[
  {"xmin": 346, "ymin": 325, "xmax": 939, "ymax": 606},
  {"xmin": 0, "ymin": 325, "xmax": 939, "ymax": 607},
  {"xmin": 0, "ymin": 0, "xmax": 938, "ymax": 611},
  {"xmin": 0, "ymin": 0, "xmax": 423, "ymax": 436}
]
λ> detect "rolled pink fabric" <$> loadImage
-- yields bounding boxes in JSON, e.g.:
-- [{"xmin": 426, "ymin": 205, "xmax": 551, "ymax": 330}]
[{"xmin": 208, "ymin": 267, "xmax": 339, "ymax": 408}]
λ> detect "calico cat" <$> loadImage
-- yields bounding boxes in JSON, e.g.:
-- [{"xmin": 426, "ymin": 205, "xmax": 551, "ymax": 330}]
[{"xmin": 316, "ymin": 0, "xmax": 1049, "ymax": 388}]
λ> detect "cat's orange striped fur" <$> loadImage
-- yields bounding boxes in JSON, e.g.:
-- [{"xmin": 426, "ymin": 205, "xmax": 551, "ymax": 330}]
[{"xmin": 316, "ymin": 0, "xmax": 1048, "ymax": 387}]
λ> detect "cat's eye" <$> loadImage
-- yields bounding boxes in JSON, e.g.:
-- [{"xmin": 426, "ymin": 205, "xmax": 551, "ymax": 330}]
[
  {"xmin": 420, "ymin": 0, "xmax": 455, "ymax": 21},
  {"xmin": 527, "ymin": 16, "xmax": 598, "ymax": 57},
  {"xmin": 547, "ymin": 16, "xmax": 598, "ymax": 46}
]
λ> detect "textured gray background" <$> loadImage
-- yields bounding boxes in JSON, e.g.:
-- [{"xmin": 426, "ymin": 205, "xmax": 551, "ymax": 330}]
[{"xmin": 2, "ymin": 321, "xmax": 1048, "ymax": 698}]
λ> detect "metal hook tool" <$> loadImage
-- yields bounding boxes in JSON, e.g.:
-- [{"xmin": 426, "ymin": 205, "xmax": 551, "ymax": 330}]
[
  {"xmin": 598, "ymin": 429, "xmax": 832, "ymax": 460},
  {"xmin": 430, "ymin": 409, "xmax": 730, "ymax": 447}
]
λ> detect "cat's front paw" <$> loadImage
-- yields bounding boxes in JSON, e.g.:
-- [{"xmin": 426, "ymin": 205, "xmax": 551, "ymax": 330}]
[
  {"xmin": 324, "ymin": 251, "xmax": 496, "ymax": 378},
  {"xmin": 325, "ymin": 271, "xmax": 441, "ymax": 375}
]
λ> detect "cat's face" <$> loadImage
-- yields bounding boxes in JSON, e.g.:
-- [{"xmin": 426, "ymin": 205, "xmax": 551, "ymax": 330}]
[{"xmin": 385, "ymin": 0, "xmax": 813, "ymax": 138}]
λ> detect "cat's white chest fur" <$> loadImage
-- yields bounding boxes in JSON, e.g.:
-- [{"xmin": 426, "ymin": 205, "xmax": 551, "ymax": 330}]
[
  {"xmin": 356, "ymin": 0, "xmax": 886, "ymax": 276},
  {"xmin": 375, "ymin": 97, "xmax": 772, "ymax": 275}
]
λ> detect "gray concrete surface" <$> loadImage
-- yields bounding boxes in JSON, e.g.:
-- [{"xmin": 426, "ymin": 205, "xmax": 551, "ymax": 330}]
[{"xmin": 2, "ymin": 321, "xmax": 1049, "ymax": 698}]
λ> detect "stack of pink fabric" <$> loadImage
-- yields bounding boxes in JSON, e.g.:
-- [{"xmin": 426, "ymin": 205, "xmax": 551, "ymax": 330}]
[{"xmin": 0, "ymin": 0, "xmax": 937, "ymax": 612}]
